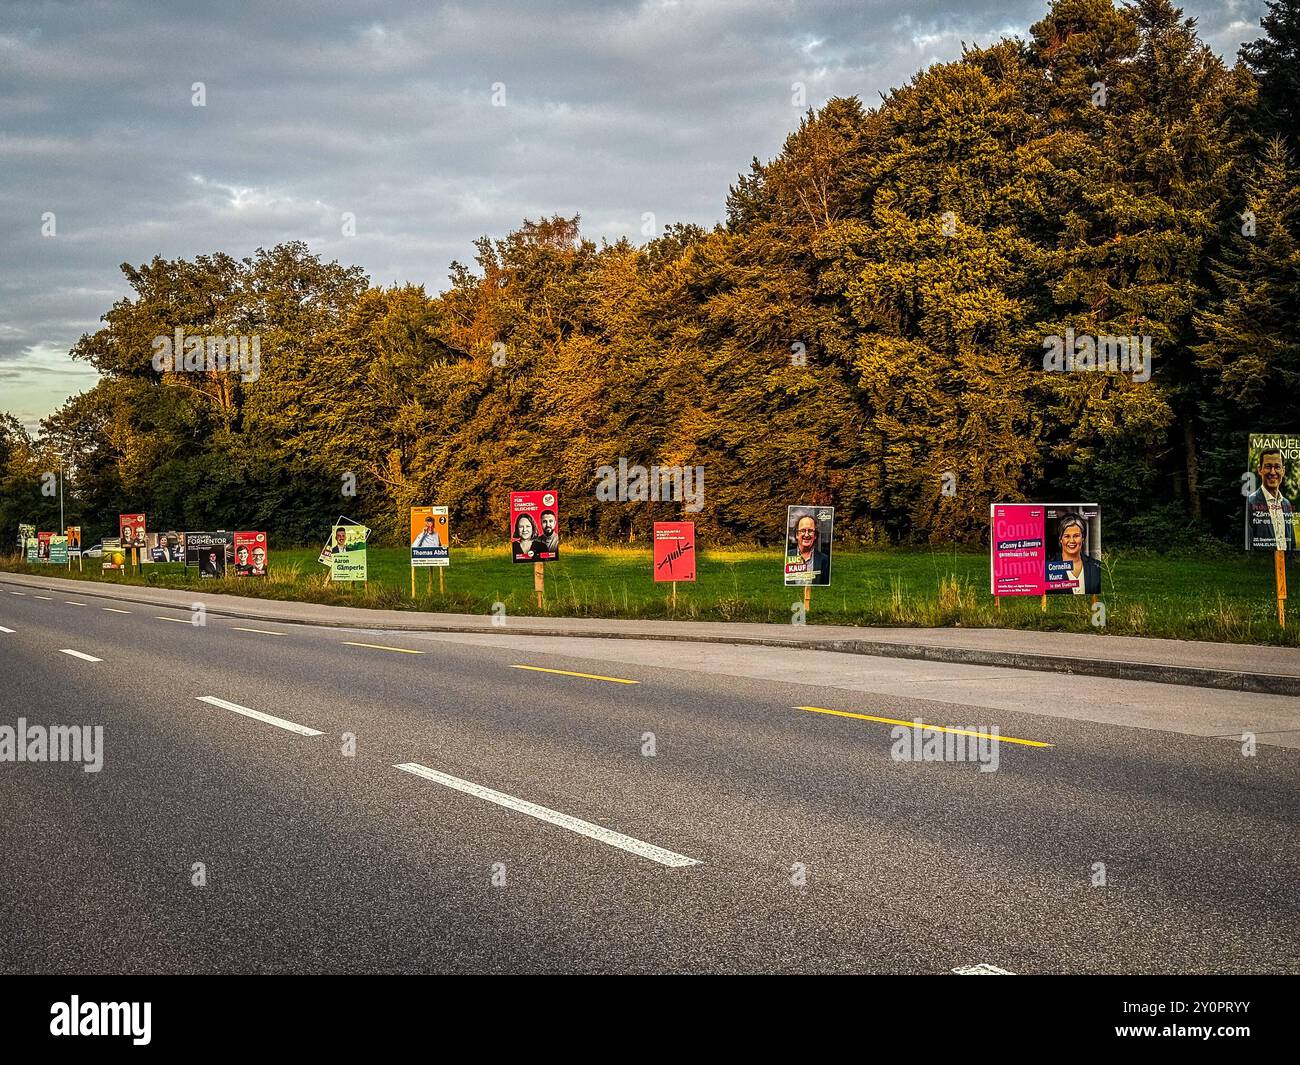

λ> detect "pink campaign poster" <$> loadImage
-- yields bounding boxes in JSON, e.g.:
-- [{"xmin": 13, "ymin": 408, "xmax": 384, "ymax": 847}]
[{"xmin": 990, "ymin": 503, "xmax": 1103, "ymax": 597}]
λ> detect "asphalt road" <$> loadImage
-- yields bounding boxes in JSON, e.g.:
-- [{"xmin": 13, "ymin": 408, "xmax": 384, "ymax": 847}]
[{"xmin": 1, "ymin": 587, "xmax": 1297, "ymax": 974}]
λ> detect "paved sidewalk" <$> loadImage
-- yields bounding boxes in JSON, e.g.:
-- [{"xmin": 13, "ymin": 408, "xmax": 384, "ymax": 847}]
[{"xmin": 3, "ymin": 570, "xmax": 1298, "ymax": 695}]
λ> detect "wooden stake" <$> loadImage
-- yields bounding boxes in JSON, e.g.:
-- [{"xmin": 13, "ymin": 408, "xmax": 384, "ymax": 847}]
[
  {"xmin": 803, "ymin": 584, "xmax": 812, "ymax": 616},
  {"xmin": 534, "ymin": 561, "xmax": 544, "ymax": 608},
  {"xmin": 1040, "ymin": 593, "xmax": 1048, "ymax": 613},
  {"xmin": 995, "ymin": 597, "xmax": 1001, "ymax": 614},
  {"xmin": 1276, "ymin": 550, "xmax": 1287, "ymax": 628},
  {"xmin": 410, "ymin": 566, "xmax": 416, "ymax": 599},
  {"xmin": 672, "ymin": 581, "xmax": 677, "ymax": 612},
  {"xmin": 439, "ymin": 568, "xmax": 444, "ymax": 595}
]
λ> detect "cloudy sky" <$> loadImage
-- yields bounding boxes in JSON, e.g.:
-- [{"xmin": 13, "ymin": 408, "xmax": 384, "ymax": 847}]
[{"xmin": 0, "ymin": 0, "xmax": 1267, "ymax": 432}]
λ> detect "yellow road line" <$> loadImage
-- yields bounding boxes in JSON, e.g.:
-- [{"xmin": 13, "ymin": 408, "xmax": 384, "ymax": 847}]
[
  {"xmin": 342, "ymin": 641, "xmax": 425, "ymax": 654},
  {"xmin": 231, "ymin": 626, "xmax": 285, "ymax": 636},
  {"xmin": 510, "ymin": 664, "xmax": 639, "ymax": 685},
  {"xmin": 794, "ymin": 706, "xmax": 1053, "ymax": 748}
]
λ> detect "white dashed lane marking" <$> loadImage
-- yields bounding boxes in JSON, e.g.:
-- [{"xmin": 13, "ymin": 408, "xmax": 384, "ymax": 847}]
[
  {"xmin": 393, "ymin": 763, "xmax": 701, "ymax": 869},
  {"xmin": 59, "ymin": 649, "xmax": 103, "ymax": 662},
  {"xmin": 197, "ymin": 696, "xmax": 323, "ymax": 737}
]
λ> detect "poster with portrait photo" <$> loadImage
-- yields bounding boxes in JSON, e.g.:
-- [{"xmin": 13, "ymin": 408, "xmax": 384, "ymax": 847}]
[
  {"xmin": 783, "ymin": 505, "xmax": 834, "ymax": 587},
  {"xmin": 233, "ymin": 531, "xmax": 268, "ymax": 576},
  {"xmin": 1246, "ymin": 433, "xmax": 1299, "ymax": 553},
  {"xmin": 990, "ymin": 503, "xmax": 1101, "ymax": 596},
  {"xmin": 151, "ymin": 531, "xmax": 184, "ymax": 562},
  {"xmin": 66, "ymin": 526, "xmax": 82, "ymax": 558},
  {"xmin": 510, "ymin": 491, "xmax": 559, "ymax": 563},
  {"xmin": 1043, "ymin": 505, "xmax": 1102, "ymax": 596},
  {"xmin": 410, "ymin": 506, "xmax": 450, "ymax": 567},
  {"xmin": 119, "ymin": 513, "xmax": 148, "ymax": 550},
  {"xmin": 185, "ymin": 531, "xmax": 233, "ymax": 578},
  {"xmin": 327, "ymin": 523, "xmax": 369, "ymax": 581}
]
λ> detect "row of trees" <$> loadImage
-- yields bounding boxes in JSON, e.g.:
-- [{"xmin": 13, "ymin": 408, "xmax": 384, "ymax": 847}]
[{"xmin": 5, "ymin": 0, "xmax": 1299, "ymax": 548}]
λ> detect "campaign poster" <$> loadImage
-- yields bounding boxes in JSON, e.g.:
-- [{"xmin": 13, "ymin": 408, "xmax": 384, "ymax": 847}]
[
  {"xmin": 18, "ymin": 523, "xmax": 35, "ymax": 551},
  {"xmin": 318, "ymin": 515, "xmax": 364, "ymax": 566},
  {"xmin": 233, "ymin": 531, "xmax": 269, "ymax": 577},
  {"xmin": 185, "ymin": 531, "xmax": 233, "ymax": 578},
  {"xmin": 784, "ymin": 505, "xmax": 835, "ymax": 587},
  {"xmin": 49, "ymin": 535, "xmax": 69, "ymax": 565},
  {"xmin": 36, "ymin": 532, "xmax": 54, "ymax": 562},
  {"xmin": 1246, "ymin": 433, "xmax": 1299, "ymax": 553},
  {"xmin": 410, "ymin": 506, "xmax": 450, "ymax": 567},
  {"xmin": 510, "ymin": 491, "xmax": 559, "ymax": 563},
  {"xmin": 66, "ymin": 526, "xmax": 82, "ymax": 558},
  {"xmin": 101, "ymin": 537, "xmax": 124, "ymax": 571},
  {"xmin": 653, "ymin": 521, "xmax": 696, "ymax": 582},
  {"xmin": 119, "ymin": 513, "xmax": 148, "ymax": 550},
  {"xmin": 990, "ymin": 503, "xmax": 1102, "ymax": 596},
  {"xmin": 151, "ymin": 531, "xmax": 184, "ymax": 563},
  {"xmin": 327, "ymin": 523, "xmax": 369, "ymax": 581}
]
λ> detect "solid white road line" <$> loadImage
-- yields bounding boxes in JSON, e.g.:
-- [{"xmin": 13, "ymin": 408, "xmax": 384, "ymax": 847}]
[
  {"xmin": 393, "ymin": 763, "xmax": 701, "ymax": 868},
  {"xmin": 59, "ymin": 649, "xmax": 102, "ymax": 662},
  {"xmin": 64, "ymin": 601, "xmax": 87, "ymax": 607},
  {"xmin": 0, "ymin": 625, "xmax": 14, "ymax": 633},
  {"xmin": 102, "ymin": 607, "xmax": 132, "ymax": 614},
  {"xmin": 197, "ymin": 696, "xmax": 323, "ymax": 737},
  {"xmin": 230, "ymin": 626, "xmax": 285, "ymax": 636},
  {"xmin": 154, "ymin": 616, "xmax": 191, "ymax": 624}
]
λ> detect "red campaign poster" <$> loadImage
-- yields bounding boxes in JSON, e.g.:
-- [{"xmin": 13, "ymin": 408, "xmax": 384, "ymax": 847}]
[
  {"xmin": 233, "ymin": 531, "xmax": 268, "ymax": 577},
  {"xmin": 36, "ymin": 531, "xmax": 54, "ymax": 562},
  {"xmin": 510, "ymin": 491, "xmax": 559, "ymax": 563},
  {"xmin": 653, "ymin": 521, "xmax": 696, "ymax": 582},
  {"xmin": 119, "ymin": 512, "xmax": 147, "ymax": 549}
]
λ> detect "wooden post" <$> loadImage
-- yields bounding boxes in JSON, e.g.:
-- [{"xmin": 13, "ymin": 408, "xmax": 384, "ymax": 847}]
[
  {"xmin": 410, "ymin": 566, "xmax": 415, "ymax": 599},
  {"xmin": 803, "ymin": 584, "xmax": 812, "ymax": 617},
  {"xmin": 995, "ymin": 597, "xmax": 1001, "ymax": 614},
  {"xmin": 534, "ymin": 561, "xmax": 544, "ymax": 608},
  {"xmin": 438, "ymin": 568, "xmax": 444, "ymax": 595},
  {"xmin": 1040, "ymin": 593, "xmax": 1048, "ymax": 613},
  {"xmin": 1276, "ymin": 550, "xmax": 1287, "ymax": 628},
  {"xmin": 672, "ymin": 581, "xmax": 677, "ymax": 612}
]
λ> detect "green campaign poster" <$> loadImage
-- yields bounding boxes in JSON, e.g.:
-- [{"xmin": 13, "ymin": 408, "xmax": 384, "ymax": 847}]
[
  {"xmin": 49, "ymin": 535, "xmax": 69, "ymax": 565},
  {"xmin": 327, "ymin": 524, "xmax": 369, "ymax": 582},
  {"xmin": 25, "ymin": 537, "xmax": 37, "ymax": 563}
]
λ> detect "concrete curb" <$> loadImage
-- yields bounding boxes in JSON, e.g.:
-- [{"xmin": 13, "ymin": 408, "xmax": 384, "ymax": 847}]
[{"xmin": 3, "ymin": 572, "xmax": 1297, "ymax": 697}]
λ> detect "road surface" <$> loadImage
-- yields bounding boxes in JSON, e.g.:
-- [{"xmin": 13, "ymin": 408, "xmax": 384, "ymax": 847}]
[{"xmin": 1, "ymin": 587, "xmax": 1297, "ymax": 973}]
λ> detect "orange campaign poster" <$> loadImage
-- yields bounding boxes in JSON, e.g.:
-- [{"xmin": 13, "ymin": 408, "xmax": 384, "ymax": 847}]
[
  {"xmin": 653, "ymin": 521, "xmax": 696, "ymax": 582},
  {"xmin": 410, "ymin": 506, "xmax": 450, "ymax": 567}
]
